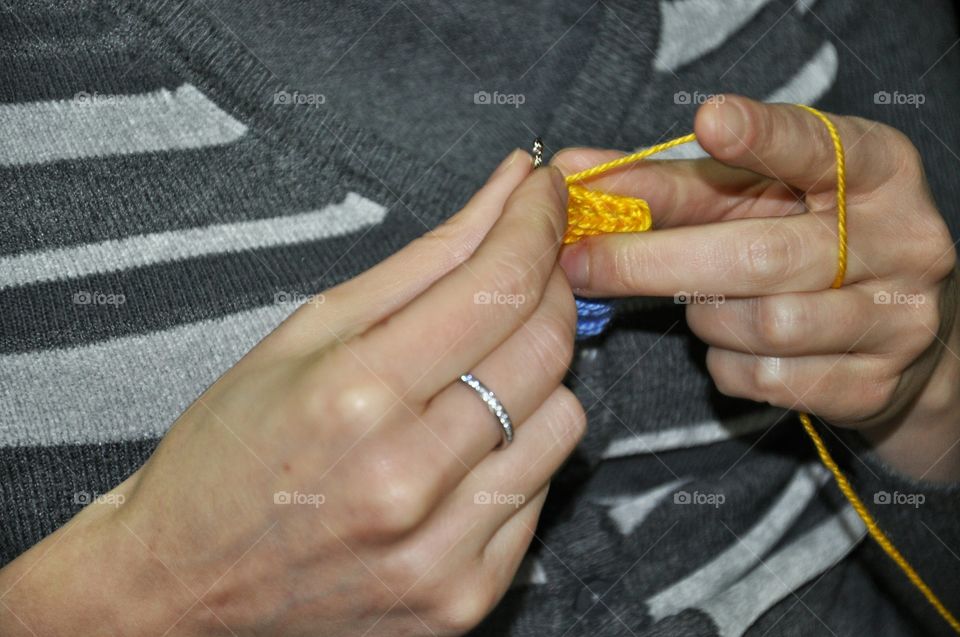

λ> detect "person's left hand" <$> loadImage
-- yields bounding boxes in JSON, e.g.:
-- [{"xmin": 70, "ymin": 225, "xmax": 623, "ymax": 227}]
[{"xmin": 554, "ymin": 94, "xmax": 960, "ymax": 480}]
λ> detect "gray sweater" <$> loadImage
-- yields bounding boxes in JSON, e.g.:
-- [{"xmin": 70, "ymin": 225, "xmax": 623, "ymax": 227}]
[{"xmin": 1, "ymin": 0, "xmax": 959, "ymax": 635}]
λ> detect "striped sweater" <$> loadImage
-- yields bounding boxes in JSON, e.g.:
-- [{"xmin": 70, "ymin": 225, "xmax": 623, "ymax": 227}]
[{"xmin": 2, "ymin": 0, "xmax": 959, "ymax": 635}]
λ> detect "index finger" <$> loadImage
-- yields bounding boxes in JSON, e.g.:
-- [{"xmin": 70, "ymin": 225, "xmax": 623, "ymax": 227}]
[
  {"xmin": 559, "ymin": 211, "xmax": 894, "ymax": 299},
  {"xmin": 551, "ymin": 147, "xmax": 802, "ymax": 229},
  {"xmin": 351, "ymin": 166, "xmax": 570, "ymax": 401}
]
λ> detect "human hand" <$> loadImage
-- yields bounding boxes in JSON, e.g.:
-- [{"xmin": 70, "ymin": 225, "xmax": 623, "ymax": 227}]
[
  {"xmin": 555, "ymin": 94, "xmax": 959, "ymax": 481},
  {"xmin": 0, "ymin": 151, "xmax": 584, "ymax": 636}
]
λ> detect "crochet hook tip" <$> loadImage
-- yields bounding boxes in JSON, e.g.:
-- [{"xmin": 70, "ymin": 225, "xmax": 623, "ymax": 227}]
[{"xmin": 532, "ymin": 136, "xmax": 543, "ymax": 168}]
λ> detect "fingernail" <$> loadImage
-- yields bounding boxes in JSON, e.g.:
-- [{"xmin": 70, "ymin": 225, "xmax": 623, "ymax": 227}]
[
  {"xmin": 558, "ymin": 243, "xmax": 589, "ymax": 289},
  {"xmin": 549, "ymin": 166, "xmax": 569, "ymax": 203},
  {"xmin": 487, "ymin": 148, "xmax": 524, "ymax": 182}
]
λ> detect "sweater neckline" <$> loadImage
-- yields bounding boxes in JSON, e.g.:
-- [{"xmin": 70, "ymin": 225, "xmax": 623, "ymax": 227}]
[{"xmin": 118, "ymin": 0, "xmax": 657, "ymax": 209}]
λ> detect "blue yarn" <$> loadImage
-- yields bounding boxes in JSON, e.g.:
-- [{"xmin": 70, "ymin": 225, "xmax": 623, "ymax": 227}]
[{"xmin": 575, "ymin": 297, "xmax": 614, "ymax": 339}]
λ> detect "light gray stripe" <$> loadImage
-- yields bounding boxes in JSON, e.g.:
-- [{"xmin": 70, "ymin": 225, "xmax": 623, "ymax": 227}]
[
  {"xmin": 697, "ymin": 506, "xmax": 866, "ymax": 637},
  {"xmin": 605, "ymin": 479, "xmax": 689, "ymax": 535},
  {"xmin": 764, "ymin": 42, "xmax": 838, "ymax": 104},
  {"xmin": 0, "ymin": 192, "xmax": 388, "ymax": 289},
  {"xmin": 0, "ymin": 84, "xmax": 247, "ymax": 166},
  {"xmin": 0, "ymin": 303, "xmax": 291, "ymax": 447},
  {"xmin": 646, "ymin": 464, "xmax": 829, "ymax": 621},
  {"xmin": 655, "ymin": 0, "xmax": 775, "ymax": 72},
  {"xmin": 602, "ymin": 418, "xmax": 768, "ymax": 459}
]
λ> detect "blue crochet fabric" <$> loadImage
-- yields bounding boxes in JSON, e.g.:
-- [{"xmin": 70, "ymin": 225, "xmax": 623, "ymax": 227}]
[{"xmin": 575, "ymin": 298, "xmax": 614, "ymax": 339}]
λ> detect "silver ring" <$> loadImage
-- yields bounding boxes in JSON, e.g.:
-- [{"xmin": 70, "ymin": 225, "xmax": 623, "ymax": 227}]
[{"xmin": 459, "ymin": 373, "xmax": 514, "ymax": 448}]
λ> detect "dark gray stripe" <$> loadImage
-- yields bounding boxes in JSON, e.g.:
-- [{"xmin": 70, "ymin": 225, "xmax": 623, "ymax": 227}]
[
  {"xmin": 0, "ymin": 196, "xmax": 399, "ymax": 353},
  {"xmin": 645, "ymin": 464, "xmax": 828, "ymax": 621}
]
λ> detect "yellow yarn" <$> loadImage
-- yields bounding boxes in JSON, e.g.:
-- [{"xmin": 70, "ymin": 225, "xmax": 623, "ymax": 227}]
[
  {"xmin": 564, "ymin": 106, "xmax": 960, "ymax": 635},
  {"xmin": 563, "ymin": 133, "xmax": 695, "ymax": 244}
]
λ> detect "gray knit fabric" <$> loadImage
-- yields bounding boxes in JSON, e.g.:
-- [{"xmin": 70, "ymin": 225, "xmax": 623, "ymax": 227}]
[{"xmin": 1, "ymin": 1, "xmax": 959, "ymax": 635}]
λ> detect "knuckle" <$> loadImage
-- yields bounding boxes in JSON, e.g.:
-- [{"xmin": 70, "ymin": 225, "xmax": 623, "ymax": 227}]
[
  {"xmin": 326, "ymin": 373, "xmax": 396, "ymax": 433},
  {"xmin": 739, "ymin": 228, "xmax": 797, "ymax": 287},
  {"xmin": 799, "ymin": 111, "xmax": 838, "ymax": 168},
  {"xmin": 706, "ymin": 349, "xmax": 740, "ymax": 398},
  {"xmin": 506, "ymin": 182, "xmax": 565, "ymax": 245},
  {"xmin": 530, "ymin": 195, "xmax": 566, "ymax": 246},
  {"xmin": 712, "ymin": 374, "xmax": 739, "ymax": 399},
  {"xmin": 655, "ymin": 167, "xmax": 682, "ymax": 213},
  {"xmin": 411, "ymin": 224, "xmax": 475, "ymax": 269},
  {"xmin": 907, "ymin": 303, "xmax": 941, "ymax": 353},
  {"xmin": 528, "ymin": 311, "xmax": 576, "ymax": 378},
  {"xmin": 433, "ymin": 584, "xmax": 496, "ymax": 634},
  {"xmin": 920, "ymin": 222, "xmax": 957, "ymax": 282},
  {"xmin": 381, "ymin": 541, "xmax": 436, "ymax": 592},
  {"xmin": 546, "ymin": 388, "xmax": 587, "ymax": 447},
  {"xmin": 486, "ymin": 249, "xmax": 543, "ymax": 308},
  {"xmin": 684, "ymin": 302, "xmax": 711, "ymax": 338},
  {"xmin": 859, "ymin": 368, "xmax": 900, "ymax": 416},
  {"xmin": 722, "ymin": 100, "xmax": 764, "ymax": 161},
  {"xmin": 884, "ymin": 126, "xmax": 925, "ymax": 182},
  {"xmin": 753, "ymin": 296, "xmax": 802, "ymax": 351},
  {"xmin": 610, "ymin": 240, "xmax": 648, "ymax": 291},
  {"xmin": 750, "ymin": 356, "xmax": 787, "ymax": 402},
  {"xmin": 553, "ymin": 275, "xmax": 579, "ymax": 334},
  {"xmin": 353, "ymin": 453, "xmax": 431, "ymax": 538},
  {"xmin": 709, "ymin": 365, "xmax": 734, "ymax": 397}
]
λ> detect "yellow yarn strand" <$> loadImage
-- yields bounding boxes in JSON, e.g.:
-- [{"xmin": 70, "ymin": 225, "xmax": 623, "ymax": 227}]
[
  {"xmin": 563, "ymin": 105, "xmax": 960, "ymax": 635},
  {"xmin": 799, "ymin": 413, "xmax": 960, "ymax": 634},
  {"xmin": 794, "ymin": 104, "xmax": 848, "ymax": 289}
]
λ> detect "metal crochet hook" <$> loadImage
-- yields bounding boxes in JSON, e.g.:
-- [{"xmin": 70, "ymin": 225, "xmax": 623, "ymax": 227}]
[
  {"xmin": 532, "ymin": 136, "xmax": 543, "ymax": 168},
  {"xmin": 531, "ymin": 134, "xmax": 616, "ymax": 339}
]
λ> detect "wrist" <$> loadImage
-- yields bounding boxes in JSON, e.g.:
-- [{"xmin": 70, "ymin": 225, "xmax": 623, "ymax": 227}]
[
  {"xmin": 0, "ymin": 484, "xmax": 221, "ymax": 637},
  {"xmin": 862, "ymin": 290, "xmax": 960, "ymax": 482}
]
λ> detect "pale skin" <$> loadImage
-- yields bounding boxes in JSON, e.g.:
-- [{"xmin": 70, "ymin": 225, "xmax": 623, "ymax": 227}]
[
  {"xmin": 556, "ymin": 95, "xmax": 960, "ymax": 482},
  {"xmin": 0, "ymin": 94, "xmax": 957, "ymax": 635}
]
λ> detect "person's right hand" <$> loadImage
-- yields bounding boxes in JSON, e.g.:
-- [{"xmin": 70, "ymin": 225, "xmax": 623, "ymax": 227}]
[{"xmin": 0, "ymin": 151, "xmax": 585, "ymax": 637}]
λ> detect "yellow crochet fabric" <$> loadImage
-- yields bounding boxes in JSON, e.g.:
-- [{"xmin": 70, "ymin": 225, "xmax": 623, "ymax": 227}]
[{"xmin": 564, "ymin": 105, "xmax": 960, "ymax": 635}]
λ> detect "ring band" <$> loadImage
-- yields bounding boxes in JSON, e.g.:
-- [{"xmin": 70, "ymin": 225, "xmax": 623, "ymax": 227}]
[{"xmin": 459, "ymin": 373, "xmax": 514, "ymax": 448}]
